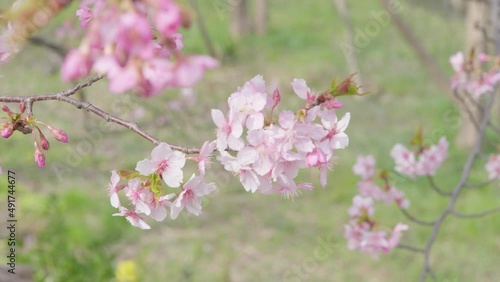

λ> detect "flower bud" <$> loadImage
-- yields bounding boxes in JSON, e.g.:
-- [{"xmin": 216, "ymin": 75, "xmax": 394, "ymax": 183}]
[
  {"xmin": 40, "ymin": 134, "xmax": 50, "ymax": 150},
  {"xmin": 34, "ymin": 143, "xmax": 46, "ymax": 168},
  {"xmin": 1, "ymin": 124, "xmax": 13, "ymax": 138},
  {"xmin": 2, "ymin": 105, "xmax": 11, "ymax": 113},
  {"xmin": 48, "ymin": 126, "xmax": 69, "ymax": 143},
  {"xmin": 19, "ymin": 102, "xmax": 26, "ymax": 113},
  {"xmin": 272, "ymin": 89, "xmax": 281, "ymax": 107}
]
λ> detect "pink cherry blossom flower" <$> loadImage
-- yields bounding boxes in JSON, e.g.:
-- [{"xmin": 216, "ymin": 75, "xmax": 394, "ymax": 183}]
[
  {"xmin": 124, "ymin": 178, "xmax": 151, "ymax": 215},
  {"xmin": 108, "ymin": 170, "xmax": 123, "ymax": 208},
  {"xmin": 228, "ymin": 75, "xmax": 268, "ymax": 130},
  {"xmin": 190, "ymin": 141, "xmax": 216, "ymax": 177},
  {"xmin": 353, "ymin": 155, "xmax": 376, "ymax": 180},
  {"xmin": 170, "ymin": 175, "xmax": 216, "ymax": 219},
  {"xmin": 291, "ymin": 78, "xmax": 316, "ymax": 105},
  {"xmin": 113, "ymin": 207, "xmax": 151, "ymax": 230},
  {"xmin": 391, "ymin": 144, "xmax": 417, "ymax": 177},
  {"xmin": 450, "ymin": 52, "xmax": 464, "ymax": 73},
  {"xmin": 136, "ymin": 143, "xmax": 186, "ymax": 187},
  {"xmin": 211, "ymin": 109, "xmax": 244, "ymax": 152},
  {"xmin": 485, "ymin": 154, "xmax": 500, "ymax": 180},
  {"xmin": 61, "ymin": 49, "xmax": 92, "ymax": 81},
  {"xmin": 386, "ymin": 223, "xmax": 409, "ymax": 250},
  {"xmin": 385, "ymin": 186, "xmax": 410, "ymax": 209},
  {"xmin": 348, "ymin": 195, "xmax": 375, "ymax": 218},
  {"xmin": 76, "ymin": 5, "xmax": 93, "ymax": 28},
  {"xmin": 357, "ymin": 180, "xmax": 385, "ymax": 200},
  {"xmin": 34, "ymin": 142, "xmax": 45, "ymax": 168}
]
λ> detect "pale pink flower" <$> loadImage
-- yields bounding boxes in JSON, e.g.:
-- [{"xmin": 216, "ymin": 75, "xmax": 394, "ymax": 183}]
[
  {"xmin": 228, "ymin": 75, "xmax": 268, "ymax": 130},
  {"xmin": 353, "ymin": 155, "xmax": 376, "ymax": 180},
  {"xmin": 319, "ymin": 109, "xmax": 351, "ymax": 152},
  {"xmin": 108, "ymin": 170, "xmax": 122, "ymax": 208},
  {"xmin": 136, "ymin": 143, "xmax": 186, "ymax": 187},
  {"xmin": 61, "ymin": 49, "xmax": 92, "ymax": 81},
  {"xmin": 211, "ymin": 109, "xmax": 244, "ymax": 152},
  {"xmin": 385, "ymin": 187, "xmax": 410, "ymax": 209},
  {"xmin": 76, "ymin": 5, "xmax": 93, "ymax": 28},
  {"xmin": 391, "ymin": 144, "xmax": 417, "ymax": 177},
  {"xmin": 348, "ymin": 195, "xmax": 375, "ymax": 218},
  {"xmin": 357, "ymin": 180, "xmax": 385, "ymax": 200},
  {"xmin": 191, "ymin": 141, "xmax": 216, "ymax": 177},
  {"xmin": 450, "ymin": 52, "xmax": 464, "ymax": 73},
  {"xmin": 113, "ymin": 207, "xmax": 151, "ymax": 230},
  {"xmin": 386, "ymin": 223, "xmax": 409, "ymax": 250},
  {"xmin": 170, "ymin": 175, "xmax": 216, "ymax": 219},
  {"xmin": 291, "ymin": 78, "xmax": 316, "ymax": 105},
  {"xmin": 169, "ymin": 55, "xmax": 219, "ymax": 88},
  {"xmin": 485, "ymin": 154, "xmax": 500, "ymax": 180},
  {"xmin": 124, "ymin": 178, "xmax": 151, "ymax": 215}
]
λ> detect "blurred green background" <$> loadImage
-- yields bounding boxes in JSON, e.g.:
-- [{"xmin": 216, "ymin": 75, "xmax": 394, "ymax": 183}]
[{"xmin": 0, "ymin": 0, "xmax": 499, "ymax": 281}]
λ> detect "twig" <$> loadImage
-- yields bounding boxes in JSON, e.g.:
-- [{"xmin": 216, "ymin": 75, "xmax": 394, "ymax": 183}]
[
  {"xmin": 0, "ymin": 75, "xmax": 202, "ymax": 154},
  {"xmin": 399, "ymin": 208, "xmax": 436, "ymax": 226},
  {"xmin": 419, "ymin": 92, "xmax": 496, "ymax": 282},
  {"xmin": 426, "ymin": 176, "xmax": 452, "ymax": 196},
  {"xmin": 450, "ymin": 207, "xmax": 500, "ymax": 219},
  {"xmin": 29, "ymin": 36, "xmax": 68, "ymax": 57},
  {"xmin": 453, "ymin": 89, "xmax": 481, "ymax": 132},
  {"xmin": 465, "ymin": 179, "xmax": 496, "ymax": 188},
  {"xmin": 397, "ymin": 243, "xmax": 426, "ymax": 254}
]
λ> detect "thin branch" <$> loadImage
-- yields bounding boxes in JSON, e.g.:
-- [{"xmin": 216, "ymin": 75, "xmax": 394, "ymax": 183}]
[
  {"xmin": 397, "ymin": 243, "xmax": 426, "ymax": 254},
  {"xmin": 0, "ymin": 75, "xmax": 202, "ymax": 154},
  {"xmin": 399, "ymin": 208, "xmax": 436, "ymax": 226},
  {"xmin": 465, "ymin": 178, "xmax": 496, "ymax": 188},
  {"xmin": 420, "ymin": 92, "xmax": 496, "ymax": 282},
  {"xmin": 28, "ymin": 36, "xmax": 68, "ymax": 58},
  {"xmin": 450, "ymin": 207, "xmax": 500, "ymax": 219},
  {"xmin": 453, "ymin": 89, "xmax": 481, "ymax": 132},
  {"xmin": 426, "ymin": 176, "xmax": 452, "ymax": 196}
]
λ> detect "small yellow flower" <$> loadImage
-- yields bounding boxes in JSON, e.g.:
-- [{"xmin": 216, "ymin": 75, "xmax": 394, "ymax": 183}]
[{"xmin": 115, "ymin": 260, "xmax": 137, "ymax": 282}]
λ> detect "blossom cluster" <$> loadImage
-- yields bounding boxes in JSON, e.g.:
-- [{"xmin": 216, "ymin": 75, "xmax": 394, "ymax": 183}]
[
  {"xmin": 1, "ymin": 103, "xmax": 68, "ymax": 167},
  {"xmin": 344, "ymin": 196, "xmax": 408, "ymax": 258},
  {"xmin": 485, "ymin": 154, "xmax": 500, "ymax": 181},
  {"xmin": 110, "ymin": 142, "xmax": 216, "ymax": 229},
  {"xmin": 450, "ymin": 51, "xmax": 500, "ymax": 98},
  {"xmin": 62, "ymin": 0, "xmax": 218, "ymax": 96},
  {"xmin": 352, "ymin": 155, "xmax": 409, "ymax": 209},
  {"xmin": 391, "ymin": 137, "xmax": 449, "ymax": 178},
  {"xmin": 213, "ymin": 75, "xmax": 350, "ymax": 198}
]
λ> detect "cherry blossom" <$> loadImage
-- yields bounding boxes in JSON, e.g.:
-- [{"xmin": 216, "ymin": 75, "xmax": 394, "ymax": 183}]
[
  {"xmin": 108, "ymin": 170, "xmax": 122, "ymax": 208},
  {"xmin": 353, "ymin": 155, "xmax": 376, "ymax": 180},
  {"xmin": 485, "ymin": 154, "xmax": 500, "ymax": 180},
  {"xmin": 113, "ymin": 207, "xmax": 151, "ymax": 230},
  {"xmin": 62, "ymin": 0, "xmax": 218, "ymax": 96},
  {"xmin": 170, "ymin": 175, "xmax": 216, "ymax": 219},
  {"xmin": 391, "ymin": 137, "xmax": 448, "ymax": 178},
  {"xmin": 136, "ymin": 143, "xmax": 186, "ymax": 187}
]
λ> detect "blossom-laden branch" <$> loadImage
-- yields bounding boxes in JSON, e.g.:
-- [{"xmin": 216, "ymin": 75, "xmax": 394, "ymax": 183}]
[{"xmin": 419, "ymin": 92, "xmax": 496, "ymax": 282}]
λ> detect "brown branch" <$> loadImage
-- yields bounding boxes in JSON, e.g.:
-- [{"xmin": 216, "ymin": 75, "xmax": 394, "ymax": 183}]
[
  {"xmin": 419, "ymin": 91, "xmax": 496, "ymax": 282},
  {"xmin": 450, "ymin": 207, "xmax": 500, "ymax": 219},
  {"xmin": 397, "ymin": 243, "xmax": 426, "ymax": 254},
  {"xmin": 399, "ymin": 207, "xmax": 436, "ymax": 226},
  {"xmin": 0, "ymin": 75, "xmax": 202, "ymax": 154},
  {"xmin": 465, "ymin": 178, "xmax": 496, "ymax": 188},
  {"xmin": 379, "ymin": 0, "xmax": 453, "ymax": 101},
  {"xmin": 426, "ymin": 176, "xmax": 452, "ymax": 196}
]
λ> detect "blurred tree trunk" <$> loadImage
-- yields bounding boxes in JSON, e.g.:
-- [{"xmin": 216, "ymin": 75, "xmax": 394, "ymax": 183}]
[
  {"xmin": 333, "ymin": 0, "xmax": 364, "ymax": 93},
  {"xmin": 230, "ymin": 0, "xmax": 251, "ymax": 38},
  {"xmin": 254, "ymin": 0, "xmax": 268, "ymax": 35},
  {"xmin": 456, "ymin": 0, "xmax": 491, "ymax": 148}
]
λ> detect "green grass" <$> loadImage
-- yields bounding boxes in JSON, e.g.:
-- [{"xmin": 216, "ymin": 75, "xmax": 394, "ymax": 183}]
[{"xmin": 1, "ymin": 1, "xmax": 499, "ymax": 281}]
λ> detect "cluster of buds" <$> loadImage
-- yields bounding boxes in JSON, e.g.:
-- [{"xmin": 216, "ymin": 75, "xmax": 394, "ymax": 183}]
[
  {"xmin": 62, "ymin": 0, "xmax": 218, "ymax": 97},
  {"xmin": 1, "ymin": 103, "xmax": 68, "ymax": 167},
  {"xmin": 450, "ymin": 50, "xmax": 500, "ymax": 98}
]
